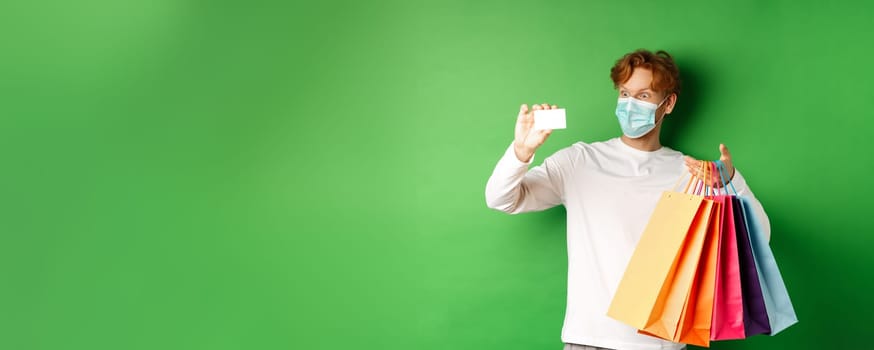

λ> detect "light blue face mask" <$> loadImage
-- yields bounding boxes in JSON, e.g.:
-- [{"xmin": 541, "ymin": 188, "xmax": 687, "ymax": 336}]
[{"xmin": 615, "ymin": 95, "xmax": 670, "ymax": 138}]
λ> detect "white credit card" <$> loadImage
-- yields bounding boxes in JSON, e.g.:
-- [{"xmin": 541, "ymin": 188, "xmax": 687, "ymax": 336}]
[{"xmin": 533, "ymin": 108, "xmax": 566, "ymax": 130}]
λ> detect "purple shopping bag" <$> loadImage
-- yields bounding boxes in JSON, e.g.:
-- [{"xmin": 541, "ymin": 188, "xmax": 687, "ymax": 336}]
[{"xmin": 731, "ymin": 197, "xmax": 771, "ymax": 336}]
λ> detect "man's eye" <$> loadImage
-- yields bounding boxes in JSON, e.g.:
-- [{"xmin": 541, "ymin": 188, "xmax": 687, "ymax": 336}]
[
  {"xmin": 640, "ymin": 94, "xmax": 649, "ymax": 99},
  {"xmin": 621, "ymin": 92, "xmax": 629, "ymax": 97}
]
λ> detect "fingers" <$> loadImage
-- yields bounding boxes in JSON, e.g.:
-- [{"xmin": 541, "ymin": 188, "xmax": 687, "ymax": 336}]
[
  {"xmin": 529, "ymin": 103, "xmax": 559, "ymax": 111},
  {"xmin": 684, "ymin": 156, "xmax": 707, "ymax": 180},
  {"xmin": 686, "ymin": 145, "xmax": 733, "ymax": 164},
  {"xmin": 686, "ymin": 147, "xmax": 735, "ymax": 187},
  {"xmin": 522, "ymin": 102, "xmax": 560, "ymax": 123},
  {"xmin": 683, "ymin": 156, "xmax": 701, "ymax": 170}
]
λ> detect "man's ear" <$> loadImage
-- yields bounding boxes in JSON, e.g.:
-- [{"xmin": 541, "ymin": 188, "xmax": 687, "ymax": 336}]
[{"xmin": 664, "ymin": 93, "xmax": 677, "ymax": 114}]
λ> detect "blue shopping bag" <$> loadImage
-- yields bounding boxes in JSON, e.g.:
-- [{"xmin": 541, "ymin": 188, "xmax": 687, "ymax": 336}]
[{"xmin": 738, "ymin": 196, "xmax": 799, "ymax": 335}]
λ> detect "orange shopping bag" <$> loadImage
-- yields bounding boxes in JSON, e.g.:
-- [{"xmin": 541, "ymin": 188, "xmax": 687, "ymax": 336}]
[
  {"xmin": 676, "ymin": 162, "xmax": 723, "ymax": 347},
  {"xmin": 607, "ymin": 169, "xmax": 708, "ymax": 332}
]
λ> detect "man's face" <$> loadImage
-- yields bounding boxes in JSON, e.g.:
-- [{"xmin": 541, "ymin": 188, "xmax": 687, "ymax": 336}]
[{"xmin": 617, "ymin": 68, "xmax": 675, "ymax": 116}]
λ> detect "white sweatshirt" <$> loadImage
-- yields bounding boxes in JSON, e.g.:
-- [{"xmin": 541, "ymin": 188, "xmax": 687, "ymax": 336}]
[{"xmin": 485, "ymin": 137, "xmax": 770, "ymax": 350}]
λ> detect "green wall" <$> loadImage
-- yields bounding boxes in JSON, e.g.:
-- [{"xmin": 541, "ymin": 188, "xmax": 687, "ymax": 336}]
[{"xmin": 1, "ymin": 0, "xmax": 872, "ymax": 349}]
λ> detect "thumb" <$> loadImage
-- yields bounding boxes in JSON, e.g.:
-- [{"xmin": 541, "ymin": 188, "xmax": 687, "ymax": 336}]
[
  {"xmin": 517, "ymin": 104, "xmax": 532, "ymax": 124},
  {"xmin": 719, "ymin": 143, "xmax": 732, "ymax": 160}
]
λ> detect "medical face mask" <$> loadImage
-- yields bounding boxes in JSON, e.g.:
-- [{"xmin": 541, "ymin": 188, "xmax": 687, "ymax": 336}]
[{"xmin": 615, "ymin": 95, "xmax": 669, "ymax": 138}]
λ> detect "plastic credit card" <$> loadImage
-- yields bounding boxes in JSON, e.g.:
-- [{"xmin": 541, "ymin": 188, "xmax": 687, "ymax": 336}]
[{"xmin": 533, "ymin": 108, "xmax": 566, "ymax": 130}]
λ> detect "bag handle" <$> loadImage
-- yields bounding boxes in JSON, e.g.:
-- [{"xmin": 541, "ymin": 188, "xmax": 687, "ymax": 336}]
[
  {"xmin": 683, "ymin": 160, "xmax": 707, "ymax": 195},
  {"xmin": 699, "ymin": 160, "xmax": 712, "ymax": 196},
  {"xmin": 693, "ymin": 161, "xmax": 705, "ymax": 195},
  {"xmin": 715, "ymin": 160, "xmax": 737, "ymax": 195},
  {"xmin": 708, "ymin": 162, "xmax": 720, "ymax": 196}
]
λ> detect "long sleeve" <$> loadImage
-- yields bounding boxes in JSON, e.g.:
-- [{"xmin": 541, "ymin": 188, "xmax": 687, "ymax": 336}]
[
  {"xmin": 485, "ymin": 142, "xmax": 567, "ymax": 214},
  {"xmin": 725, "ymin": 169, "xmax": 772, "ymax": 242}
]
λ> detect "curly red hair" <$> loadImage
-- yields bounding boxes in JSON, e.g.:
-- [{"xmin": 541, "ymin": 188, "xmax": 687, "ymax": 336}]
[{"xmin": 610, "ymin": 49, "xmax": 681, "ymax": 96}]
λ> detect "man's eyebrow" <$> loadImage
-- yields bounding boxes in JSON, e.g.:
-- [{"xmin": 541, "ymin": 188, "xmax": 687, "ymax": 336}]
[{"xmin": 619, "ymin": 85, "xmax": 653, "ymax": 93}]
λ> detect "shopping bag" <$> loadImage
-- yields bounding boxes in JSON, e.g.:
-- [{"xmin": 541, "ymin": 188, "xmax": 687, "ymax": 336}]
[
  {"xmin": 607, "ymin": 179, "xmax": 707, "ymax": 330},
  {"xmin": 731, "ymin": 196, "xmax": 771, "ymax": 336},
  {"xmin": 636, "ymin": 198, "xmax": 714, "ymax": 341},
  {"xmin": 738, "ymin": 196, "xmax": 799, "ymax": 334},
  {"xmin": 675, "ymin": 164, "xmax": 724, "ymax": 346},
  {"xmin": 710, "ymin": 193, "xmax": 745, "ymax": 340}
]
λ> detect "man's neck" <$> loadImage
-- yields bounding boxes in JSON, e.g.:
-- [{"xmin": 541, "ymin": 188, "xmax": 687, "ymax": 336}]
[{"xmin": 620, "ymin": 134, "xmax": 662, "ymax": 152}]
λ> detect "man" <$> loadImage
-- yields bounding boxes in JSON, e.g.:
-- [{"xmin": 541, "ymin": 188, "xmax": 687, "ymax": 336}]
[{"xmin": 484, "ymin": 49, "xmax": 770, "ymax": 350}]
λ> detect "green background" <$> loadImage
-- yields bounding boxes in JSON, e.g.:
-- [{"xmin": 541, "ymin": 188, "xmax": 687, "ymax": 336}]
[{"xmin": 1, "ymin": 0, "xmax": 872, "ymax": 349}]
